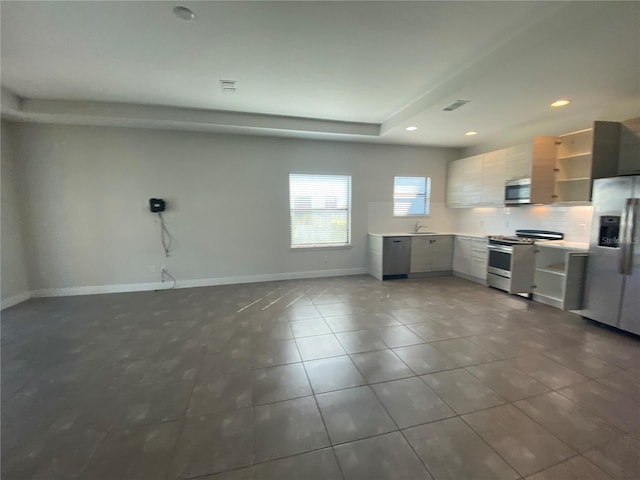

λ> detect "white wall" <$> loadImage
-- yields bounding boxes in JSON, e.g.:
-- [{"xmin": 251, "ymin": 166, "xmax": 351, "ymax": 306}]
[
  {"xmin": 9, "ymin": 123, "xmax": 457, "ymax": 294},
  {"xmin": 1, "ymin": 121, "xmax": 30, "ymax": 307}
]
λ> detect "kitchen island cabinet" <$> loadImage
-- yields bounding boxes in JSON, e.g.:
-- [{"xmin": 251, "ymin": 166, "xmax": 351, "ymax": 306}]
[{"xmin": 533, "ymin": 244, "xmax": 587, "ymax": 310}]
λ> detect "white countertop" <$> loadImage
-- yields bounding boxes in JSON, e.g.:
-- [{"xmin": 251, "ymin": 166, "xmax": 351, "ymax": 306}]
[
  {"xmin": 368, "ymin": 233, "xmax": 589, "ymax": 251},
  {"xmin": 535, "ymin": 241, "xmax": 589, "ymax": 252},
  {"xmin": 368, "ymin": 232, "xmax": 487, "ymax": 239}
]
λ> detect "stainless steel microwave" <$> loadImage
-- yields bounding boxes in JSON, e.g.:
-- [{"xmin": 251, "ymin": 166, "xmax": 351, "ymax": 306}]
[{"xmin": 504, "ymin": 178, "xmax": 531, "ymax": 205}]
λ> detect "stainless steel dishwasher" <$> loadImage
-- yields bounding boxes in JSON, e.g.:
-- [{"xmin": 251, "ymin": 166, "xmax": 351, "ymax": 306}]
[{"xmin": 383, "ymin": 236, "xmax": 411, "ymax": 278}]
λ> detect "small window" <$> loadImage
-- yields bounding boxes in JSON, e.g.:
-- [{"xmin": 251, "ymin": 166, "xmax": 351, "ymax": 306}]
[
  {"xmin": 289, "ymin": 173, "xmax": 352, "ymax": 248},
  {"xmin": 393, "ymin": 176, "xmax": 430, "ymax": 216}
]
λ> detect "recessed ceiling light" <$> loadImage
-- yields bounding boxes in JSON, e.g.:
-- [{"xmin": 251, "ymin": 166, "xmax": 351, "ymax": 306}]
[
  {"xmin": 406, "ymin": 126, "xmax": 418, "ymax": 131},
  {"xmin": 173, "ymin": 6, "xmax": 196, "ymax": 21},
  {"xmin": 551, "ymin": 99, "xmax": 570, "ymax": 107},
  {"xmin": 465, "ymin": 131, "xmax": 478, "ymax": 136}
]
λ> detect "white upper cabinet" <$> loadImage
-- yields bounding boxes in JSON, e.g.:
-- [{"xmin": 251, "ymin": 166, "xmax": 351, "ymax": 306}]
[
  {"xmin": 481, "ymin": 150, "xmax": 506, "ymax": 205},
  {"xmin": 446, "ymin": 137, "xmax": 557, "ymax": 208},
  {"xmin": 446, "ymin": 155, "xmax": 483, "ymax": 208},
  {"xmin": 504, "ymin": 143, "xmax": 533, "ymax": 180},
  {"xmin": 447, "ymin": 150, "xmax": 502, "ymax": 208},
  {"xmin": 447, "ymin": 121, "xmax": 630, "ymax": 208},
  {"xmin": 446, "ymin": 158, "xmax": 466, "ymax": 207},
  {"xmin": 463, "ymin": 155, "xmax": 483, "ymax": 205},
  {"xmin": 505, "ymin": 144, "xmax": 532, "ymax": 179}
]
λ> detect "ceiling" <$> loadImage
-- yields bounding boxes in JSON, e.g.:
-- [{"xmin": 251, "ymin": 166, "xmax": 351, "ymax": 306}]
[{"xmin": 1, "ymin": 1, "xmax": 639, "ymax": 148}]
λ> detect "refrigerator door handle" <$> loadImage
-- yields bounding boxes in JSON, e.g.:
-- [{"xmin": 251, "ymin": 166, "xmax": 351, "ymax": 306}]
[{"xmin": 619, "ymin": 198, "xmax": 639, "ymax": 275}]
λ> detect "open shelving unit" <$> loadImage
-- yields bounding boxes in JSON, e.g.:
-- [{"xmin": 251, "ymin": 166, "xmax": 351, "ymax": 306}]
[
  {"xmin": 552, "ymin": 121, "xmax": 623, "ymax": 204},
  {"xmin": 553, "ymin": 129, "xmax": 594, "ymax": 203},
  {"xmin": 533, "ymin": 246, "xmax": 587, "ymax": 310}
]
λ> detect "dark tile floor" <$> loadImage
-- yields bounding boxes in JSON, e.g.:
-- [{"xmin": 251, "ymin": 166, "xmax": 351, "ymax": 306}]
[{"xmin": 2, "ymin": 275, "xmax": 640, "ymax": 480}]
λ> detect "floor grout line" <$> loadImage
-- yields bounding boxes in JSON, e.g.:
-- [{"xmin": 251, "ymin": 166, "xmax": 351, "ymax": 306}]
[
  {"xmin": 4, "ymin": 276, "xmax": 639, "ymax": 480},
  {"xmin": 295, "ymin": 328, "xmax": 348, "ymax": 480}
]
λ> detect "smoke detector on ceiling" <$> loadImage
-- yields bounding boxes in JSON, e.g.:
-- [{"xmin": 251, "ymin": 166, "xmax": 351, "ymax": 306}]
[
  {"xmin": 220, "ymin": 80, "xmax": 237, "ymax": 93},
  {"xmin": 442, "ymin": 100, "xmax": 470, "ymax": 112}
]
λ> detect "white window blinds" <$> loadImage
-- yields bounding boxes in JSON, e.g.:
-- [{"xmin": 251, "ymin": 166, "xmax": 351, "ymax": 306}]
[
  {"xmin": 289, "ymin": 174, "xmax": 352, "ymax": 247},
  {"xmin": 393, "ymin": 176, "xmax": 431, "ymax": 216}
]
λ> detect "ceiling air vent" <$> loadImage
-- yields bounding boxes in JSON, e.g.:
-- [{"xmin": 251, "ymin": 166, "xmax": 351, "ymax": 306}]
[
  {"xmin": 442, "ymin": 100, "xmax": 470, "ymax": 112},
  {"xmin": 220, "ymin": 80, "xmax": 237, "ymax": 93}
]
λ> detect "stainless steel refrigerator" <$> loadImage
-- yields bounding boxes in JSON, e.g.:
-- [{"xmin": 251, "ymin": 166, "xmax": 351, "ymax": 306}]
[{"xmin": 582, "ymin": 176, "xmax": 640, "ymax": 334}]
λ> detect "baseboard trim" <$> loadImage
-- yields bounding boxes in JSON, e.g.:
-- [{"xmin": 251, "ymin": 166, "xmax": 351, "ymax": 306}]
[
  {"xmin": 29, "ymin": 267, "xmax": 369, "ymax": 298},
  {"xmin": 1, "ymin": 291, "xmax": 31, "ymax": 310},
  {"xmin": 31, "ymin": 281, "xmax": 167, "ymax": 298}
]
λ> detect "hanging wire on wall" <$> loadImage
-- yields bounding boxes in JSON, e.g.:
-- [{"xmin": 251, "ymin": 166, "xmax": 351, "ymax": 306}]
[{"xmin": 158, "ymin": 212, "xmax": 173, "ymax": 257}]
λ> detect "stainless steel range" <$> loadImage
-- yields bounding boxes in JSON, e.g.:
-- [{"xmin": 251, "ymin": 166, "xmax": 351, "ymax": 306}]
[{"xmin": 487, "ymin": 230, "xmax": 564, "ymax": 294}]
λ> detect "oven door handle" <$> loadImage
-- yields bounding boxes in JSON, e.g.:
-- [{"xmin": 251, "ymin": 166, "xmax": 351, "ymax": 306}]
[{"xmin": 487, "ymin": 245, "xmax": 513, "ymax": 254}]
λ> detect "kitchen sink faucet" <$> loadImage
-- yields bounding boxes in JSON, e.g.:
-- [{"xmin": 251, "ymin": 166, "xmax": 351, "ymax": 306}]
[{"xmin": 414, "ymin": 222, "xmax": 428, "ymax": 232}]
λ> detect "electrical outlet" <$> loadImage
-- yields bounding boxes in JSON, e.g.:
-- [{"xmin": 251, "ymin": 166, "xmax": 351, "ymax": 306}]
[
  {"xmin": 150, "ymin": 265, "xmax": 157, "ymax": 273},
  {"xmin": 323, "ymin": 255, "xmax": 329, "ymax": 264}
]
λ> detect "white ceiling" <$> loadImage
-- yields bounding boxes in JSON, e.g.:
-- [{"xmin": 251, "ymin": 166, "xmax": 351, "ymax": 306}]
[{"xmin": 1, "ymin": 1, "xmax": 639, "ymax": 148}]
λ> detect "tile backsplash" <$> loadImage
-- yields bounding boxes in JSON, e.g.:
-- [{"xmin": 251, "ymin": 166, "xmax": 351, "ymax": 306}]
[
  {"xmin": 449, "ymin": 205, "xmax": 593, "ymax": 243},
  {"xmin": 368, "ymin": 202, "xmax": 593, "ymax": 244}
]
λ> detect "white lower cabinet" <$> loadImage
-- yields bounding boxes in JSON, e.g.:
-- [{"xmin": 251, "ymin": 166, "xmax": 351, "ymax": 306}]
[
  {"xmin": 533, "ymin": 245, "xmax": 587, "ymax": 310},
  {"xmin": 453, "ymin": 237, "xmax": 472, "ymax": 273},
  {"xmin": 410, "ymin": 236, "xmax": 453, "ymax": 274},
  {"xmin": 470, "ymin": 255, "xmax": 488, "ymax": 279},
  {"xmin": 453, "ymin": 236, "xmax": 487, "ymax": 284}
]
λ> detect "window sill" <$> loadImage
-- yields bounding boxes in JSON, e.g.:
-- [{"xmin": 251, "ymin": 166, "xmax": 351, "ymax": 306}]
[{"xmin": 290, "ymin": 244, "xmax": 352, "ymax": 251}]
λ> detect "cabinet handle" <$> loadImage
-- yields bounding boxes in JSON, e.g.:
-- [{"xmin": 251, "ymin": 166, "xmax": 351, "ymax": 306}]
[{"xmin": 392, "ymin": 240, "xmax": 402, "ymax": 243}]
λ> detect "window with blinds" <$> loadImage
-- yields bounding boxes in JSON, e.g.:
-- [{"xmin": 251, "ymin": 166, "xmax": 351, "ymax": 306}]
[
  {"xmin": 393, "ymin": 176, "xmax": 431, "ymax": 216},
  {"xmin": 289, "ymin": 173, "xmax": 352, "ymax": 248}
]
